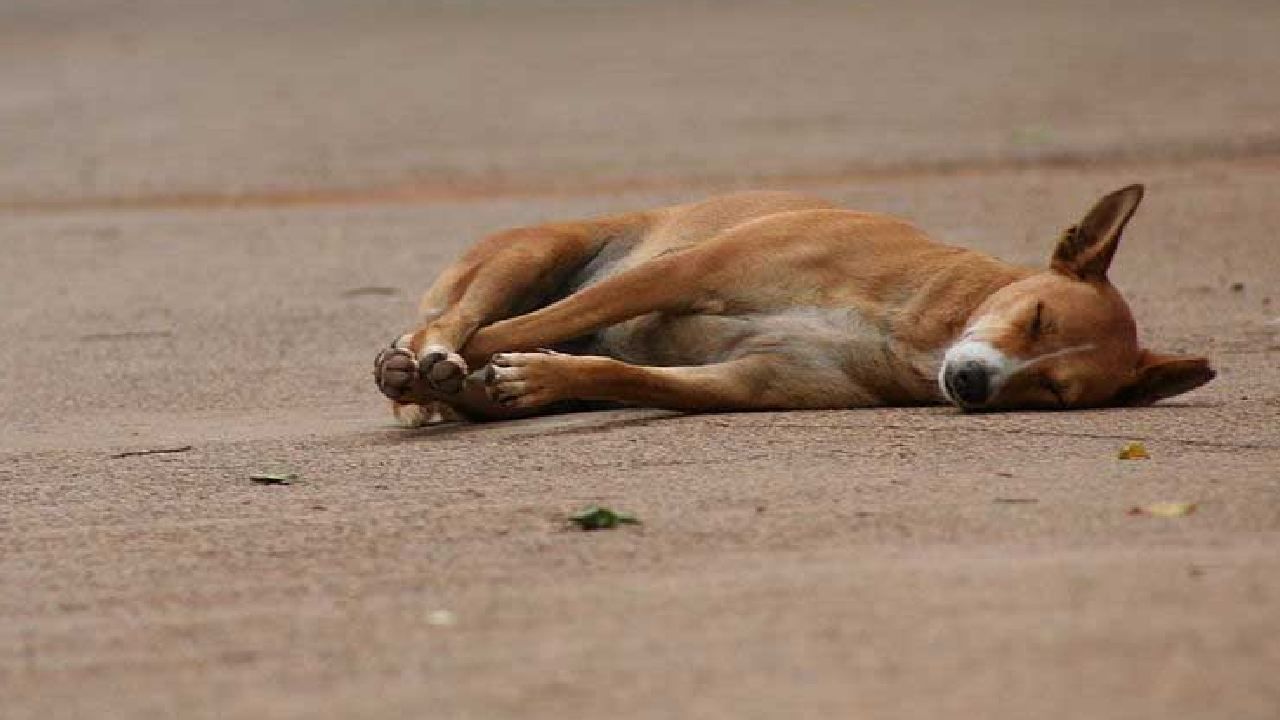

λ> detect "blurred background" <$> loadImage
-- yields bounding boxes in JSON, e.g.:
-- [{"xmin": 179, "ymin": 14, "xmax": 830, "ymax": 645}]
[{"xmin": 4, "ymin": 0, "xmax": 1278, "ymax": 205}]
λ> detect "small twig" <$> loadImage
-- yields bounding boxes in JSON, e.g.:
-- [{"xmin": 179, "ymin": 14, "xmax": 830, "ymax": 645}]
[
  {"xmin": 109, "ymin": 445, "xmax": 193, "ymax": 459},
  {"xmin": 250, "ymin": 473, "xmax": 297, "ymax": 485},
  {"xmin": 80, "ymin": 330, "xmax": 173, "ymax": 342}
]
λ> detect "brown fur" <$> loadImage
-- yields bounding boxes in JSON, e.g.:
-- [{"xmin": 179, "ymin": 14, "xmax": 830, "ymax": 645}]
[{"xmin": 373, "ymin": 187, "xmax": 1212, "ymax": 423}]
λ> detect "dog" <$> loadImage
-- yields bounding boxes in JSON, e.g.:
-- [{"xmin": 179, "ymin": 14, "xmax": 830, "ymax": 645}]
[{"xmin": 374, "ymin": 185, "xmax": 1213, "ymax": 424}]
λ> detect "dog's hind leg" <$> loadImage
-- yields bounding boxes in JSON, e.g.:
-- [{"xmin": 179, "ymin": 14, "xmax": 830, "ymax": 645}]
[
  {"xmin": 376, "ymin": 212, "xmax": 650, "ymax": 410},
  {"xmin": 407, "ymin": 212, "xmax": 652, "ymax": 389}
]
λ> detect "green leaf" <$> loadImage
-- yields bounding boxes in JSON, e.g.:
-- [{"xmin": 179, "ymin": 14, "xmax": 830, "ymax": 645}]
[{"xmin": 569, "ymin": 505, "xmax": 641, "ymax": 530}]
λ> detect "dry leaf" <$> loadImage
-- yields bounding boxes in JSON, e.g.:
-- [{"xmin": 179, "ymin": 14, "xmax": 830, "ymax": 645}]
[
  {"xmin": 1117, "ymin": 442, "xmax": 1150, "ymax": 460},
  {"xmin": 1128, "ymin": 502, "xmax": 1197, "ymax": 518},
  {"xmin": 426, "ymin": 610, "xmax": 456, "ymax": 626}
]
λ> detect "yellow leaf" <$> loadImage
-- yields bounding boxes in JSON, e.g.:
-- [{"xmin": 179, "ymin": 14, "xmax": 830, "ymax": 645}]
[
  {"xmin": 1117, "ymin": 442, "xmax": 1149, "ymax": 460},
  {"xmin": 1128, "ymin": 502, "xmax": 1197, "ymax": 518}
]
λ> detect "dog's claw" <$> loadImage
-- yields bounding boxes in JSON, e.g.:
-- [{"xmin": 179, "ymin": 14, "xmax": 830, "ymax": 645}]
[{"xmin": 480, "ymin": 352, "xmax": 566, "ymax": 409}]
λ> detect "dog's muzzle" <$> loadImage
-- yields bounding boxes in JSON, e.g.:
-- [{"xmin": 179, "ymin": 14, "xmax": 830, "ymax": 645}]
[
  {"xmin": 942, "ymin": 361, "xmax": 992, "ymax": 407},
  {"xmin": 939, "ymin": 339, "xmax": 1014, "ymax": 410}
]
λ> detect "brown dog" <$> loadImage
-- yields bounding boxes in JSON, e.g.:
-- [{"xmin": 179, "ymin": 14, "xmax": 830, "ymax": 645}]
[{"xmin": 374, "ymin": 186, "xmax": 1213, "ymax": 424}]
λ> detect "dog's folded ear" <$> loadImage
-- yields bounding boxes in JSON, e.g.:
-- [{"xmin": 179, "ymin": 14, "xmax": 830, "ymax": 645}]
[
  {"xmin": 1113, "ymin": 349, "xmax": 1215, "ymax": 406},
  {"xmin": 1052, "ymin": 184, "xmax": 1144, "ymax": 282}
]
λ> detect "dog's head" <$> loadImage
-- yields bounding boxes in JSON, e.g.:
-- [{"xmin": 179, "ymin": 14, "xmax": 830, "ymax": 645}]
[{"xmin": 939, "ymin": 185, "xmax": 1214, "ymax": 411}]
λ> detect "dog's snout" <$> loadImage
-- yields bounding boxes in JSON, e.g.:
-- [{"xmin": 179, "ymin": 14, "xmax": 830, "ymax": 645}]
[{"xmin": 945, "ymin": 361, "xmax": 991, "ymax": 406}]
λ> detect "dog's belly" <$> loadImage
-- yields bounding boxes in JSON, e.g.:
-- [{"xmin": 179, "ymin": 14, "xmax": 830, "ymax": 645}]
[
  {"xmin": 578, "ymin": 307, "xmax": 942, "ymax": 406},
  {"xmin": 587, "ymin": 312, "xmax": 756, "ymax": 366}
]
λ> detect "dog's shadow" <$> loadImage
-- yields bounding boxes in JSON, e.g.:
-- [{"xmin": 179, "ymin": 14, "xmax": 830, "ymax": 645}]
[
  {"xmin": 366, "ymin": 407, "xmax": 682, "ymax": 445},
  {"xmin": 365, "ymin": 397, "xmax": 1228, "ymax": 447}
]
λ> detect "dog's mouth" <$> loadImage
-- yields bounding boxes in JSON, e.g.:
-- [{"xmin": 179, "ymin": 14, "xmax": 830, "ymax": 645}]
[{"xmin": 939, "ymin": 370, "xmax": 965, "ymax": 408}]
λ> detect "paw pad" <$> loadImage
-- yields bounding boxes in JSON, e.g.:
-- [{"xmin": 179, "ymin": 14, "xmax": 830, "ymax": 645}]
[
  {"xmin": 374, "ymin": 346, "xmax": 419, "ymax": 400},
  {"xmin": 419, "ymin": 346, "xmax": 468, "ymax": 394}
]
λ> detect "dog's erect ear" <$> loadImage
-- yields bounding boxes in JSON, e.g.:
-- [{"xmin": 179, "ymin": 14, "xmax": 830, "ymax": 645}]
[
  {"xmin": 1113, "ymin": 350, "xmax": 1215, "ymax": 406},
  {"xmin": 1051, "ymin": 184, "xmax": 1144, "ymax": 282}
]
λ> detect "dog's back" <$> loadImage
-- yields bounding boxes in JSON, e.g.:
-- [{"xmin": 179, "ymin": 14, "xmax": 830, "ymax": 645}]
[{"xmin": 562, "ymin": 191, "xmax": 837, "ymax": 296}]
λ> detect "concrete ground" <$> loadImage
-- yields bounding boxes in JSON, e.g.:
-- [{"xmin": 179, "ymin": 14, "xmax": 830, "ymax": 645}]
[{"xmin": 2, "ymin": 1, "xmax": 1278, "ymax": 718}]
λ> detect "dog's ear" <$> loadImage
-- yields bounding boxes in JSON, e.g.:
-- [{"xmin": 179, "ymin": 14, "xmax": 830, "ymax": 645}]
[
  {"xmin": 1051, "ymin": 184, "xmax": 1144, "ymax": 282},
  {"xmin": 1113, "ymin": 349, "xmax": 1215, "ymax": 406}
]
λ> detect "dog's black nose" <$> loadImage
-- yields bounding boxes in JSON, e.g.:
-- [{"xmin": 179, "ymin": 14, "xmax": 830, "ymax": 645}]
[{"xmin": 945, "ymin": 361, "xmax": 991, "ymax": 406}]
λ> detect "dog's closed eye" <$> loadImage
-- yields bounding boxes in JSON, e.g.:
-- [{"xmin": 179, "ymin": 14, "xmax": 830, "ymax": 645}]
[{"xmin": 1028, "ymin": 301, "xmax": 1046, "ymax": 340}]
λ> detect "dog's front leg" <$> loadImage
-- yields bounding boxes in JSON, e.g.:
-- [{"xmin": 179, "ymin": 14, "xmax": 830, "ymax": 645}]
[
  {"xmin": 374, "ymin": 345, "xmax": 549, "ymax": 422},
  {"xmin": 480, "ymin": 351, "xmax": 851, "ymax": 412}
]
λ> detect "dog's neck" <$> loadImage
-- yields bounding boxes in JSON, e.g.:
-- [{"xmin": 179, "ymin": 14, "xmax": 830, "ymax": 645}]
[
  {"xmin": 892, "ymin": 248, "xmax": 1034, "ymax": 355},
  {"xmin": 829, "ymin": 246, "xmax": 1033, "ymax": 405}
]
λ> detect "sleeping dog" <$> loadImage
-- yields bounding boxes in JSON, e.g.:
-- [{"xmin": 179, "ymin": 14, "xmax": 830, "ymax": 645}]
[{"xmin": 374, "ymin": 185, "xmax": 1213, "ymax": 423}]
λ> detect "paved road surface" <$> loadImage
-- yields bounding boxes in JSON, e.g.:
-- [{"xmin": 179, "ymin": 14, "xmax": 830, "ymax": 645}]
[{"xmin": 2, "ymin": 2, "xmax": 1278, "ymax": 718}]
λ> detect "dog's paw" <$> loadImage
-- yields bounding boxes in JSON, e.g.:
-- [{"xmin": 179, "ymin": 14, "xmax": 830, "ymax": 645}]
[
  {"xmin": 483, "ymin": 352, "xmax": 571, "ymax": 409},
  {"xmin": 374, "ymin": 344, "xmax": 420, "ymax": 401},
  {"xmin": 393, "ymin": 401, "xmax": 459, "ymax": 428},
  {"xmin": 418, "ymin": 344, "xmax": 468, "ymax": 395}
]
